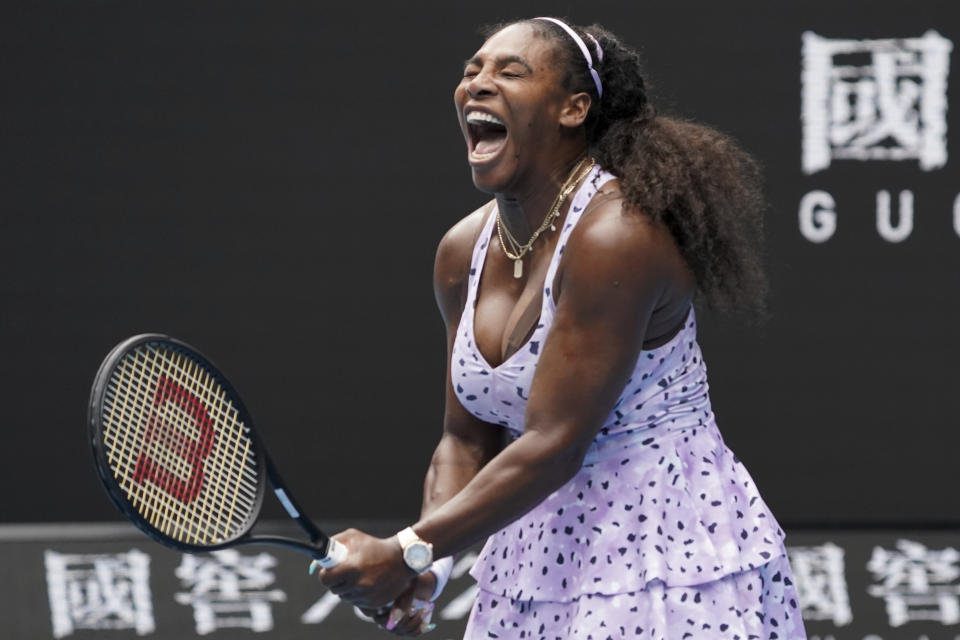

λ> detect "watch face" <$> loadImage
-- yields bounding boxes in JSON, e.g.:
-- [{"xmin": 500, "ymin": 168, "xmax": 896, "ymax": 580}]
[{"xmin": 404, "ymin": 542, "xmax": 432, "ymax": 571}]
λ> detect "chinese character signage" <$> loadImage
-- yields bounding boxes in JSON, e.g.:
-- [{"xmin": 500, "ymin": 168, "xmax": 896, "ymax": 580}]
[
  {"xmin": 798, "ymin": 30, "xmax": 955, "ymax": 244},
  {"xmin": 3, "ymin": 525, "xmax": 958, "ymax": 639},
  {"xmin": 174, "ymin": 550, "xmax": 287, "ymax": 634},
  {"xmin": 44, "ymin": 550, "xmax": 155, "ymax": 637},
  {"xmin": 801, "ymin": 31, "xmax": 951, "ymax": 175},
  {"xmin": 867, "ymin": 540, "xmax": 960, "ymax": 627}
]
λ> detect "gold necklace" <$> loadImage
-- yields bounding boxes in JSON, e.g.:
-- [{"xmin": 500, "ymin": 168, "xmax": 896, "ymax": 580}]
[
  {"xmin": 498, "ymin": 157, "xmax": 591, "ymax": 255},
  {"xmin": 496, "ymin": 157, "xmax": 596, "ymax": 278}
]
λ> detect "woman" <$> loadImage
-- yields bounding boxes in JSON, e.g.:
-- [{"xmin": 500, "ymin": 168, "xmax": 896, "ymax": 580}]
[{"xmin": 318, "ymin": 17, "xmax": 806, "ymax": 639}]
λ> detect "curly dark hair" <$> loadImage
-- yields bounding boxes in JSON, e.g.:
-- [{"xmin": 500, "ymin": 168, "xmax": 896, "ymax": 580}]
[{"xmin": 484, "ymin": 20, "xmax": 769, "ymax": 317}]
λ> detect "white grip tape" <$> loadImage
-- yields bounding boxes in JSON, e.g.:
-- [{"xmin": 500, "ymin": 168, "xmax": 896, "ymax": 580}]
[{"xmin": 314, "ymin": 539, "xmax": 348, "ymax": 568}]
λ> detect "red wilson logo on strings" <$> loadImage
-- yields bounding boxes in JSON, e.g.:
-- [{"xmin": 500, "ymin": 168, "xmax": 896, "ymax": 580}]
[{"xmin": 133, "ymin": 376, "xmax": 215, "ymax": 504}]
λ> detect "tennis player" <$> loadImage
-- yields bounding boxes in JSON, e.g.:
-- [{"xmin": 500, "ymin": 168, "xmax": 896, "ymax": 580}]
[{"xmin": 318, "ymin": 18, "xmax": 807, "ymax": 639}]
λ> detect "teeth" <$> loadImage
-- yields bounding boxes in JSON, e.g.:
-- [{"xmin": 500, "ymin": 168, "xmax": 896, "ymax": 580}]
[{"xmin": 466, "ymin": 111, "xmax": 505, "ymax": 127}]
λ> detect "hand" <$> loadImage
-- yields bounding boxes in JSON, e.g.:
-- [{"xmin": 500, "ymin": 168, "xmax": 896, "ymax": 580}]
[
  {"xmin": 315, "ymin": 528, "xmax": 417, "ymax": 609},
  {"xmin": 361, "ymin": 572, "xmax": 438, "ymax": 635}
]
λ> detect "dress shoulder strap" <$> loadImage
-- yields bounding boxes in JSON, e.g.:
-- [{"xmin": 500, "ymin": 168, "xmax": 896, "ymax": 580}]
[
  {"xmin": 464, "ymin": 202, "xmax": 498, "ymax": 311},
  {"xmin": 543, "ymin": 166, "xmax": 617, "ymax": 309}
]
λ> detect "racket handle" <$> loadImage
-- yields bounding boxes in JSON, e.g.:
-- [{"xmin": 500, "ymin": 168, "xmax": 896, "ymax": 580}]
[{"xmin": 311, "ymin": 538, "xmax": 348, "ymax": 569}]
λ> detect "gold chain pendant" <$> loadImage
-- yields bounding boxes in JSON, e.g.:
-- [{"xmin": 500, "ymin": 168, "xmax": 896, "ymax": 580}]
[{"xmin": 498, "ymin": 157, "xmax": 594, "ymax": 281}]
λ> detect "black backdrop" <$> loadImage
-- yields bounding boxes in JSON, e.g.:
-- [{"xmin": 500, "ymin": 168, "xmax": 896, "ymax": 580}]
[{"xmin": 2, "ymin": 1, "xmax": 958, "ymax": 527}]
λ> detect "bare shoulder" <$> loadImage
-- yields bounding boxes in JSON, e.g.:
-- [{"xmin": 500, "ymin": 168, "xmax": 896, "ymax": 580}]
[
  {"xmin": 433, "ymin": 201, "xmax": 494, "ymax": 325},
  {"xmin": 435, "ymin": 202, "xmax": 491, "ymax": 270},
  {"xmin": 558, "ymin": 181, "xmax": 694, "ymax": 299}
]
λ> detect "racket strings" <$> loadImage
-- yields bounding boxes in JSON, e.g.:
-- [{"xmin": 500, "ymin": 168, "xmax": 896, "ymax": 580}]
[
  {"xmin": 101, "ymin": 343, "xmax": 260, "ymax": 546},
  {"xmin": 120, "ymin": 348, "xmax": 256, "ymax": 542}
]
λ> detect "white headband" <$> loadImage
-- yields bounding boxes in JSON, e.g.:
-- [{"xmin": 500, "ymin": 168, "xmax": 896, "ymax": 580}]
[{"xmin": 534, "ymin": 17, "xmax": 603, "ymax": 98}]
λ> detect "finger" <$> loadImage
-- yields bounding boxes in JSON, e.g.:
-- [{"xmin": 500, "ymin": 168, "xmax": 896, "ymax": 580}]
[
  {"xmin": 355, "ymin": 604, "xmax": 391, "ymax": 627},
  {"xmin": 400, "ymin": 614, "xmax": 437, "ymax": 637},
  {"xmin": 393, "ymin": 599, "xmax": 434, "ymax": 635},
  {"xmin": 352, "ymin": 593, "xmax": 394, "ymax": 611},
  {"xmin": 319, "ymin": 566, "xmax": 358, "ymax": 591},
  {"xmin": 362, "ymin": 599, "xmax": 395, "ymax": 620},
  {"xmin": 384, "ymin": 604, "xmax": 423, "ymax": 633},
  {"xmin": 325, "ymin": 580, "xmax": 352, "ymax": 595},
  {"xmin": 409, "ymin": 599, "xmax": 434, "ymax": 632},
  {"xmin": 412, "ymin": 573, "xmax": 438, "ymax": 601},
  {"xmin": 330, "ymin": 586, "xmax": 367, "ymax": 604},
  {"xmin": 324, "ymin": 580, "xmax": 351, "ymax": 593},
  {"xmin": 411, "ymin": 599, "xmax": 434, "ymax": 618},
  {"xmin": 380, "ymin": 586, "xmax": 413, "ymax": 630},
  {"xmin": 392, "ymin": 612, "xmax": 423, "ymax": 636},
  {"xmin": 384, "ymin": 607, "xmax": 405, "ymax": 631},
  {"xmin": 316, "ymin": 567, "xmax": 344, "ymax": 588},
  {"xmin": 359, "ymin": 604, "xmax": 392, "ymax": 615}
]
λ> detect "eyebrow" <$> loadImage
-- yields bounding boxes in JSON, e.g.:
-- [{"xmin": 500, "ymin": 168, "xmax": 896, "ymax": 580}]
[{"xmin": 463, "ymin": 54, "xmax": 534, "ymax": 72}]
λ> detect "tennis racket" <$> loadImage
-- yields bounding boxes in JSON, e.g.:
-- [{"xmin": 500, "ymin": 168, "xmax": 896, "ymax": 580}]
[{"xmin": 88, "ymin": 333, "xmax": 347, "ymax": 567}]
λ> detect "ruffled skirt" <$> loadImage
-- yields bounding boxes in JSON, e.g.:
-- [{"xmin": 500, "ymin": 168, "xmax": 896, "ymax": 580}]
[
  {"xmin": 464, "ymin": 554, "xmax": 806, "ymax": 639},
  {"xmin": 469, "ymin": 424, "xmax": 789, "ymax": 602}
]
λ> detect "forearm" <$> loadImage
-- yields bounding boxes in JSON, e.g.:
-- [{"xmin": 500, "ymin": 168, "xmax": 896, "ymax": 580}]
[
  {"xmin": 412, "ymin": 429, "xmax": 583, "ymax": 559},
  {"xmin": 417, "ymin": 430, "xmax": 501, "ymax": 599},
  {"xmin": 420, "ymin": 428, "xmax": 502, "ymax": 519},
  {"xmin": 420, "ymin": 441, "xmax": 482, "ymax": 519}
]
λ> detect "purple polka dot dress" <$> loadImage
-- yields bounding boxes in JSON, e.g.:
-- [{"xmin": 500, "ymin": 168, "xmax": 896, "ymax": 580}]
[{"xmin": 450, "ymin": 166, "xmax": 807, "ymax": 639}]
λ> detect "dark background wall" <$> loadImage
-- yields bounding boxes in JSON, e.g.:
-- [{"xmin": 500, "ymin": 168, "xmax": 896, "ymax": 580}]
[{"xmin": 2, "ymin": 1, "xmax": 957, "ymax": 527}]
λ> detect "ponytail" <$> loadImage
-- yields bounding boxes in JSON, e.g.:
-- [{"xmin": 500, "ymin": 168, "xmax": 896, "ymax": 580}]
[
  {"xmin": 514, "ymin": 19, "xmax": 770, "ymax": 317},
  {"xmin": 596, "ymin": 112, "xmax": 769, "ymax": 317}
]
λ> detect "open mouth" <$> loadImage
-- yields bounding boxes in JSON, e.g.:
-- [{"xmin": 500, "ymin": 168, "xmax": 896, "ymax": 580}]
[{"xmin": 466, "ymin": 111, "xmax": 509, "ymax": 162}]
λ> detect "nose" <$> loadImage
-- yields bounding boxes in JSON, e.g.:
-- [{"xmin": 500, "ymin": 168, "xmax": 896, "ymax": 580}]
[{"xmin": 465, "ymin": 67, "xmax": 496, "ymax": 100}]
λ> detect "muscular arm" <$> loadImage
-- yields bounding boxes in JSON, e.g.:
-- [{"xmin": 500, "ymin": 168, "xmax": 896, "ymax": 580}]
[
  {"xmin": 419, "ymin": 206, "xmax": 506, "ymax": 522},
  {"xmin": 317, "ymin": 201, "xmax": 692, "ymax": 613},
  {"xmin": 413, "ymin": 201, "xmax": 692, "ymax": 558}
]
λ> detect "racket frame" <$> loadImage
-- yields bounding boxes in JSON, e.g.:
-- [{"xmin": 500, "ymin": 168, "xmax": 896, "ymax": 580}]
[{"xmin": 89, "ymin": 333, "xmax": 337, "ymax": 561}]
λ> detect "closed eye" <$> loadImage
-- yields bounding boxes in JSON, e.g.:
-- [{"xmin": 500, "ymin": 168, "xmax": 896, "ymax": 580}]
[{"xmin": 461, "ymin": 54, "xmax": 532, "ymax": 80}]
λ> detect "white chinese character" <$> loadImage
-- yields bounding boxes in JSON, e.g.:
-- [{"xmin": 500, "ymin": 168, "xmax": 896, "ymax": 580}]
[
  {"xmin": 175, "ymin": 549, "xmax": 286, "ymax": 634},
  {"xmin": 801, "ymin": 30, "xmax": 952, "ymax": 174},
  {"xmin": 787, "ymin": 542, "xmax": 853, "ymax": 626},
  {"xmin": 867, "ymin": 538, "xmax": 960, "ymax": 626},
  {"xmin": 44, "ymin": 549, "xmax": 155, "ymax": 638}
]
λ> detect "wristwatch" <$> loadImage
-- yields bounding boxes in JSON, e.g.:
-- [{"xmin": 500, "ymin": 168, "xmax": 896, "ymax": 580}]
[{"xmin": 396, "ymin": 527, "xmax": 434, "ymax": 574}]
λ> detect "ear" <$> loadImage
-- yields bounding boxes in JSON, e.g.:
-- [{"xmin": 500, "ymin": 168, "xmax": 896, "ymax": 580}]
[{"xmin": 558, "ymin": 92, "xmax": 592, "ymax": 129}]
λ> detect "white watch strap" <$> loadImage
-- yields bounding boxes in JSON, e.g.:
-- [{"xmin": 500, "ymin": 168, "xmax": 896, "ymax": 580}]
[{"xmin": 396, "ymin": 526, "xmax": 420, "ymax": 549}]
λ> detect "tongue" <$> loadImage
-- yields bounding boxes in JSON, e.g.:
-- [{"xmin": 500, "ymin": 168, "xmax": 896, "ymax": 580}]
[{"xmin": 475, "ymin": 132, "xmax": 507, "ymax": 156}]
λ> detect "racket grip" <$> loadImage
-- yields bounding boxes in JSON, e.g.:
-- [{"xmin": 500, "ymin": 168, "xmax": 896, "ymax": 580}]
[{"xmin": 311, "ymin": 538, "xmax": 348, "ymax": 569}]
